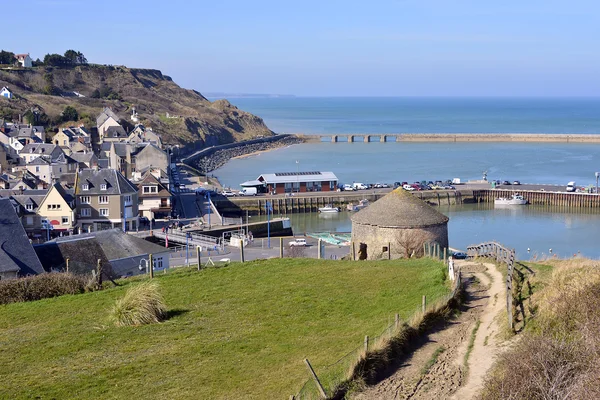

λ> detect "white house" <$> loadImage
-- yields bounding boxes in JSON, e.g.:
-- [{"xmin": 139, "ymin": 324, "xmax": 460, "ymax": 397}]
[
  {"xmin": 15, "ymin": 53, "xmax": 33, "ymax": 68},
  {"xmin": 0, "ymin": 87, "xmax": 12, "ymax": 99}
]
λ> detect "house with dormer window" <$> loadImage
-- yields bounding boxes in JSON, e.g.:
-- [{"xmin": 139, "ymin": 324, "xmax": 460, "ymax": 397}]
[{"xmin": 74, "ymin": 169, "xmax": 139, "ymax": 232}]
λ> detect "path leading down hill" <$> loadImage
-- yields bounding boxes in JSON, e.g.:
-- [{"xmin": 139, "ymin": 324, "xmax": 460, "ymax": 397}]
[{"xmin": 352, "ymin": 261, "xmax": 505, "ymax": 400}]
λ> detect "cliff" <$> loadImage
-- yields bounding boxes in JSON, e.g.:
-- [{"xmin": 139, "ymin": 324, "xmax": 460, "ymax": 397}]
[{"xmin": 0, "ymin": 65, "xmax": 274, "ymax": 151}]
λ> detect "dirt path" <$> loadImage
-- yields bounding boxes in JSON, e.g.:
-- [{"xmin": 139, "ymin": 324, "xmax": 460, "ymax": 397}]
[{"xmin": 351, "ymin": 261, "xmax": 505, "ymax": 400}]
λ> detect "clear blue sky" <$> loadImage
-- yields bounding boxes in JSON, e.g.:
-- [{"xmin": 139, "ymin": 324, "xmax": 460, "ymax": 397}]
[{"xmin": 4, "ymin": 0, "xmax": 600, "ymax": 96}]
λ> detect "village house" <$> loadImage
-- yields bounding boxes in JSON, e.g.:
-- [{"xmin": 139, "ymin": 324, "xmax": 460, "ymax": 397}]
[
  {"xmin": 19, "ymin": 143, "xmax": 62, "ymax": 163},
  {"xmin": 6, "ymin": 190, "xmax": 48, "ymax": 236},
  {"xmin": 15, "ymin": 53, "xmax": 33, "ymax": 68},
  {"xmin": 25, "ymin": 152, "xmax": 78, "ymax": 185},
  {"xmin": 96, "ymin": 107, "xmax": 121, "ymax": 142},
  {"xmin": 52, "ymin": 126, "xmax": 91, "ymax": 153},
  {"xmin": 37, "ymin": 182, "xmax": 76, "ymax": 233},
  {"xmin": 102, "ymin": 126, "xmax": 128, "ymax": 142},
  {"xmin": 36, "ymin": 229, "xmax": 170, "ymax": 277},
  {"xmin": 0, "ymin": 86, "xmax": 12, "ymax": 99},
  {"xmin": 69, "ymin": 152, "xmax": 98, "ymax": 169},
  {"xmin": 137, "ymin": 172, "xmax": 171, "ymax": 219},
  {"xmin": 74, "ymin": 168, "xmax": 139, "ymax": 232},
  {"xmin": 0, "ymin": 198, "xmax": 45, "ymax": 280}
]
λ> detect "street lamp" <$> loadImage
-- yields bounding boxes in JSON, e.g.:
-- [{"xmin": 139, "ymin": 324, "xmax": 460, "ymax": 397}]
[
  {"xmin": 207, "ymin": 190, "xmax": 211, "ymax": 228},
  {"xmin": 265, "ymin": 200, "xmax": 273, "ymax": 248},
  {"xmin": 186, "ymin": 232, "xmax": 191, "ymax": 266},
  {"xmin": 595, "ymin": 172, "xmax": 599, "ymax": 194}
]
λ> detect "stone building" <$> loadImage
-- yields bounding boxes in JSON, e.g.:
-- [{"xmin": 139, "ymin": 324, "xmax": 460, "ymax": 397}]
[{"xmin": 351, "ymin": 188, "xmax": 449, "ymax": 260}]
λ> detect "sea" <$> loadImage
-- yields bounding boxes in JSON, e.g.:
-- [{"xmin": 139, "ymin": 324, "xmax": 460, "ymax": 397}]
[{"xmin": 209, "ymin": 97, "xmax": 600, "ymax": 259}]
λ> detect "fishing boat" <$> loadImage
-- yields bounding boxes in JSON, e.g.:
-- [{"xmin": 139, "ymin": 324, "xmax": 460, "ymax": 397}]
[
  {"xmin": 347, "ymin": 199, "xmax": 369, "ymax": 211},
  {"xmin": 494, "ymin": 194, "xmax": 528, "ymax": 206},
  {"xmin": 318, "ymin": 205, "xmax": 340, "ymax": 213}
]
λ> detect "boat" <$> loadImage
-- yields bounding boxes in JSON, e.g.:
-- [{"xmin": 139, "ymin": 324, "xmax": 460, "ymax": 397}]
[
  {"xmin": 347, "ymin": 199, "xmax": 370, "ymax": 211},
  {"xmin": 318, "ymin": 205, "xmax": 340, "ymax": 213},
  {"xmin": 494, "ymin": 194, "xmax": 528, "ymax": 205}
]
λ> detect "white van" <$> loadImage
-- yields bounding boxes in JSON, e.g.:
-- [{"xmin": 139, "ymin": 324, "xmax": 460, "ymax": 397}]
[
  {"xmin": 240, "ymin": 187, "xmax": 257, "ymax": 196},
  {"xmin": 566, "ymin": 181, "xmax": 576, "ymax": 192},
  {"xmin": 353, "ymin": 182, "xmax": 367, "ymax": 190}
]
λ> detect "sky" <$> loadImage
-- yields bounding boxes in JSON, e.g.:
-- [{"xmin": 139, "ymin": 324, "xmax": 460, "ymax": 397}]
[{"xmin": 3, "ymin": 0, "xmax": 600, "ymax": 96}]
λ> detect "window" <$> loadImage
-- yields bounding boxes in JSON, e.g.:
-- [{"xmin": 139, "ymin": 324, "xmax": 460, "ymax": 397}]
[
  {"xmin": 143, "ymin": 186, "xmax": 158, "ymax": 194},
  {"xmin": 80, "ymin": 208, "xmax": 91, "ymax": 217},
  {"xmin": 154, "ymin": 257, "xmax": 163, "ymax": 269},
  {"xmin": 26, "ymin": 216, "xmax": 33, "ymax": 225},
  {"xmin": 62, "ymin": 217, "xmax": 69, "ymax": 225},
  {"xmin": 59, "ymin": 167, "xmax": 62, "ymax": 173},
  {"xmin": 100, "ymin": 183, "xmax": 107, "ymax": 191},
  {"xmin": 47, "ymin": 204, "xmax": 61, "ymax": 210},
  {"xmin": 99, "ymin": 196, "xmax": 109, "ymax": 204},
  {"xmin": 99, "ymin": 208, "xmax": 109, "ymax": 217},
  {"xmin": 82, "ymin": 183, "xmax": 89, "ymax": 191},
  {"xmin": 80, "ymin": 196, "xmax": 91, "ymax": 204},
  {"xmin": 63, "ymin": 140, "xmax": 67, "ymax": 146},
  {"xmin": 124, "ymin": 195, "xmax": 132, "ymax": 203},
  {"xmin": 35, "ymin": 166, "xmax": 40, "ymax": 173},
  {"xmin": 26, "ymin": 204, "xmax": 33, "ymax": 211}
]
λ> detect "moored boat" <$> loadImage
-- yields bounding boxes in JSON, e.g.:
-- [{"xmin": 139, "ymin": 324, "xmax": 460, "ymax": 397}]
[
  {"xmin": 318, "ymin": 205, "xmax": 340, "ymax": 213},
  {"xmin": 346, "ymin": 199, "xmax": 369, "ymax": 211},
  {"xmin": 494, "ymin": 194, "xmax": 528, "ymax": 205}
]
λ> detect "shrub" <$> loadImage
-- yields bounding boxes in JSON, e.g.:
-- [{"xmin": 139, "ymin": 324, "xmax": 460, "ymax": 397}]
[
  {"xmin": 0, "ymin": 273, "xmax": 87, "ymax": 304},
  {"xmin": 111, "ymin": 281, "xmax": 166, "ymax": 327}
]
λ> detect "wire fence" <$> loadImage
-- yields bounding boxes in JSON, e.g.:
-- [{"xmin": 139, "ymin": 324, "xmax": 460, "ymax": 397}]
[{"xmin": 295, "ymin": 269, "xmax": 462, "ymax": 399}]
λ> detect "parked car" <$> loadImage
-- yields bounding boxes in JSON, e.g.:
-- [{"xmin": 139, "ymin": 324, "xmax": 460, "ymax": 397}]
[
  {"xmin": 502, "ymin": 181, "xmax": 511, "ymax": 185},
  {"xmin": 380, "ymin": 183, "xmax": 390, "ymax": 188},
  {"xmin": 221, "ymin": 190, "xmax": 236, "ymax": 197},
  {"xmin": 289, "ymin": 238, "xmax": 307, "ymax": 247},
  {"xmin": 139, "ymin": 216, "xmax": 150, "ymax": 224},
  {"xmin": 452, "ymin": 251, "xmax": 468, "ymax": 260},
  {"xmin": 513, "ymin": 180, "xmax": 521, "ymax": 185},
  {"xmin": 343, "ymin": 184, "xmax": 355, "ymax": 191},
  {"xmin": 403, "ymin": 184, "xmax": 415, "ymax": 191},
  {"xmin": 394, "ymin": 182, "xmax": 402, "ymax": 188}
]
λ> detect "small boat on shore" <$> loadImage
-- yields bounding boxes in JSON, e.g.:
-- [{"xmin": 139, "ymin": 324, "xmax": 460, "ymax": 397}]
[
  {"xmin": 318, "ymin": 205, "xmax": 340, "ymax": 213},
  {"xmin": 495, "ymin": 194, "xmax": 528, "ymax": 206},
  {"xmin": 347, "ymin": 199, "xmax": 369, "ymax": 211}
]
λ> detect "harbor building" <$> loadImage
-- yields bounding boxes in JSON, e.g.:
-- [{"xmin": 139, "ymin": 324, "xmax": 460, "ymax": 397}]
[
  {"xmin": 351, "ymin": 188, "xmax": 449, "ymax": 260},
  {"xmin": 241, "ymin": 171, "xmax": 338, "ymax": 195}
]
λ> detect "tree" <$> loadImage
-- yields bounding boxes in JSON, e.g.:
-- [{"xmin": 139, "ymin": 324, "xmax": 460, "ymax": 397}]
[
  {"xmin": 62, "ymin": 106, "xmax": 79, "ymax": 122},
  {"xmin": 44, "ymin": 53, "xmax": 67, "ymax": 67},
  {"xmin": 394, "ymin": 230, "xmax": 431, "ymax": 258},
  {"xmin": 0, "ymin": 50, "xmax": 16, "ymax": 65},
  {"xmin": 64, "ymin": 50, "xmax": 87, "ymax": 65},
  {"xmin": 23, "ymin": 110, "xmax": 37, "ymax": 125}
]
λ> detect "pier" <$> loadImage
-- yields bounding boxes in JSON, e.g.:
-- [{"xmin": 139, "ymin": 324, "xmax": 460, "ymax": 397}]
[{"xmin": 298, "ymin": 133, "xmax": 600, "ymax": 143}]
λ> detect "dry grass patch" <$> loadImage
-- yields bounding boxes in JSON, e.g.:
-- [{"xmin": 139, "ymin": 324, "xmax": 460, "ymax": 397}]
[{"xmin": 111, "ymin": 281, "xmax": 166, "ymax": 327}]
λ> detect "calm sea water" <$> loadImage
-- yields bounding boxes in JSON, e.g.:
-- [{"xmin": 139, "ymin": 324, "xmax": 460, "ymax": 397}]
[
  {"xmin": 225, "ymin": 97, "xmax": 600, "ymax": 135},
  {"xmin": 211, "ymin": 97, "xmax": 600, "ymax": 258}
]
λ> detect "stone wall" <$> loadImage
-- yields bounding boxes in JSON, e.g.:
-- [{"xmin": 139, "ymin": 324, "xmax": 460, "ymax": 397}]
[{"xmin": 351, "ymin": 222, "xmax": 448, "ymax": 260}]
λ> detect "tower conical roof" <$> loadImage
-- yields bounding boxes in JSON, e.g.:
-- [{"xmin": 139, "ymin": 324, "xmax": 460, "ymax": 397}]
[{"xmin": 351, "ymin": 188, "xmax": 449, "ymax": 228}]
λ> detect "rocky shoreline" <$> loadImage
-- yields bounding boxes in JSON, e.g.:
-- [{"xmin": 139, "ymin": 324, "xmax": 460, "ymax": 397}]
[{"xmin": 194, "ymin": 135, "xmax": 304, "ymax": 173}]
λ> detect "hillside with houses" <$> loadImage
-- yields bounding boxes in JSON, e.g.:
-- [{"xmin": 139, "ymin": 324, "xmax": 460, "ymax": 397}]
[{"xmin": 0, "ymin": 50, "xmax": 274, "ymax": 151}]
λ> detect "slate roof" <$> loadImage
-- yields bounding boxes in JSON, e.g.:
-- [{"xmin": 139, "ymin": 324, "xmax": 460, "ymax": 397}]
[
  {"xmin": 10, "ymin": 194, "xmax": 46, "ymax": 212},
  {"xmin": 112, "ymin": 142, "xmax": 131, "ymax": 157},
  {"xmin": 0, "ymin": 198, "xmax": 45, "ymax": 276},
  {"xmin": 69, "ymin": 152, "xmax": 96, "ymax": 164},
  {"xmin": 20, "ymin": 143, "xmax": 60, "ymax": 155},
  {"xmin": 34, "ymin": 238, "xmax": 113, "ymax": 276},
  {"xmin": 351, "ymin": 187, "xmax": 449, "ymax": 228},
  {"xmin": 97, "ymin": 158, "xmax": 109, "ymax": 169},
  {"xmin": 75, "ymin": 168, "xmax": 137, "ymax": 195},
  {"xmin": 138, "ymin": 172, "xmax": 171, "ymax": 198},
  {"xmin": 50, "ymin": 228, "xmax": 168, "ymax": 260},
  {"xmin": 104, "ymin": 126, "xmax": 127, "ymax": 138},
  {"xmin": 97, "ymin": 107, "xmax": 119, "ymax": 127}
]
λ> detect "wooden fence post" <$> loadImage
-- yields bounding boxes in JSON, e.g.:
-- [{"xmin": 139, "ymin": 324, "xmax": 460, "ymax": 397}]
[
  {"xmin": 149, "ymin": 253, "xmax": 154, "ymax": 278},
  {"xmin": 304, "ymin": 358, "xmax": 327, "ymax": 399},
  {"xmin": 422, "ymin": 295, "xmax": 427, "ymax": 313},
  {"xmin": 443, "ymin": 247, "xmax": 447, "ymax": 264},
  {"xmin": 388, "ymin": 242, "xmax": 391, "ymax": 260},
  {"xmin": 395, "ymin": 313, "xmax": 400, "ymax": 327},
  {"xmin": 280, "ymin": 237, "xmax": 284, "ymax": 258},
  {"xmin": 364, "ymin": 335, "xmax": 369, "ymax": 353},
  {"xmin": 352, "ymin": 242, "xmax": 356, "ymax": 261},
  {"xmin": 196, "ymin": 246, "xmax": 201, "ymax": 271},
  {"xmin": 66, "ymin": 258, "xmax": 69, "ymax": 273},
  {"xmin": 318, "ymin": 239, "xmax": 322, "ymax": 259},
  {"xmin": 423, "ymin": 243, "xmax": 427, "ymax": 257},
  {"xmin": 96, "ymin": 258, "xmax": 103, "ymax": 289},
  {"xmin": 240, "ymin": 241, "xmax": 245, "ymax": 263}
]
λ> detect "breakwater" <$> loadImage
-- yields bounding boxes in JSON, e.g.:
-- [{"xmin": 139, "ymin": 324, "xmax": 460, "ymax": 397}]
[
  {"xmin": 299, "ymin": 133, "xmax": 600, "ymax": 143},
  {"xmin": 181, "ymin": 134, "xmax": 304, "ymax": 173}
]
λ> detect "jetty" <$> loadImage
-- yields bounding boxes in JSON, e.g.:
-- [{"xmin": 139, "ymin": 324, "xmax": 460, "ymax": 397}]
[{"xmin": 296, "ymin": 133, "xmax": 600, "ymax": 143}]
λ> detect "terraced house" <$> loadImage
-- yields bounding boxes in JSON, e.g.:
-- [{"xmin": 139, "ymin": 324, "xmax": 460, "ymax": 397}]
[{"xmin": 74, "ymin": 169, "xmax": 139, "ymax": 232}]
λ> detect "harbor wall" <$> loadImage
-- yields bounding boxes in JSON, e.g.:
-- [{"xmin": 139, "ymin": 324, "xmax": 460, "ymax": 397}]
[
  {"xmin": 300, "ymin": 133, "xmax": 600, "ymax": 143},
  {"xmin": 474, "ymin": 189, "xmax": 600, "ymax": 208}
]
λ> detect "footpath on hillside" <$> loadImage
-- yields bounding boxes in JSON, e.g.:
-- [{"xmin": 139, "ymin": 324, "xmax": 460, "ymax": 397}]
[{"xmin": 352, "ymin": 260, "xmax": 506, "ymax": 400}]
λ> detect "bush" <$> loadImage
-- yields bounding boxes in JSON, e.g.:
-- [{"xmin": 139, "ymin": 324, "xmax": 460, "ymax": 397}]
[
  {"xmin": 111, "ymin": 281, "xmax": 167, "ymax": 327},
  {"xmin": 0, "ymin": 273, "xmax": 87, "ymax": 304}
]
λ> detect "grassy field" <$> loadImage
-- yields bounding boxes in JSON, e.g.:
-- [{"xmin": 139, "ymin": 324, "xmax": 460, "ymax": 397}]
[{"xmin": 0, "ymin": 258, "xmax": 450, "ymax": 400}]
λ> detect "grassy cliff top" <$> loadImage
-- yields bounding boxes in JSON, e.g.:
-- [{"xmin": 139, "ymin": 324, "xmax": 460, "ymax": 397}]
[{"xmin": 0, "ymin": 65, "xmax": 273, "ymax": 148}]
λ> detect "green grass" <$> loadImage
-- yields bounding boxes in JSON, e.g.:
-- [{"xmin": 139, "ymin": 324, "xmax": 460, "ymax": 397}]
[
  {"xmin": 0, "ymin": 258, "xmax": 450, "ymax": 400},
  {"xmin": 463, "ymin": 318, "xmax": 481, "ymax": 374}
]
